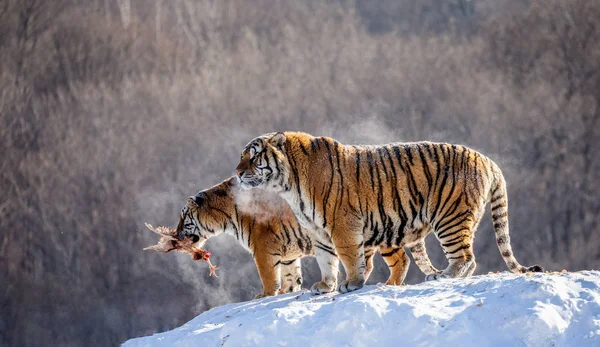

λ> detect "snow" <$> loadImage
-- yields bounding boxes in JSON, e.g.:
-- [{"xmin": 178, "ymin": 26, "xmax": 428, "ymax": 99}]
[{"xmin": 124, "ymin": 271, "xmax": 600, "ymax": 347}]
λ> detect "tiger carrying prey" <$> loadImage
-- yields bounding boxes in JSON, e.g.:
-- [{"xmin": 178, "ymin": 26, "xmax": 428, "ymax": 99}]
[
  {"xmin": 175, "ymin": 177, "xmax": 441, "ymax": 298},
  {"xmin": 235, "ymin": 132, "xmax": 543, "ymax": 294}
]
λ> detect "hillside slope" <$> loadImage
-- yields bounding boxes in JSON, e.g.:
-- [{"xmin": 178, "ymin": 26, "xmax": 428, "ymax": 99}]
[{"xmin": 124, "ymin": 271, "xmax": 600, "ymax": 347}]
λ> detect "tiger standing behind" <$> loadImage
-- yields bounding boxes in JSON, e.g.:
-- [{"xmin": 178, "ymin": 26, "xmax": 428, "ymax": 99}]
[
  {"xmin": 175, "ymin": 177, "xmax": 441, "ymax": 298},
  {"xmin": 235, "ymin": 132, "xmax": 543, "ymax": 294}
]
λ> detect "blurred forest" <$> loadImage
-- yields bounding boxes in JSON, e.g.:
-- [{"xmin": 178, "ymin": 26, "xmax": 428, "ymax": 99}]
[{"xmin": 1, "ymin": 0, "xmax": 599, "ymax": 346}]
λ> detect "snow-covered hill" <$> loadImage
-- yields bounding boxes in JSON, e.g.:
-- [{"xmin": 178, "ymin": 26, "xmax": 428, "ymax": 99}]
[{"xmin": 124, "ymin": 271, "xmax": 600, "ymax": 347}]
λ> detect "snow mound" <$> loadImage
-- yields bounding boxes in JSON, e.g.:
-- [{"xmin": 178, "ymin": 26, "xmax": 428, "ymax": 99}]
[{"xmin": 124, "ymin": 271, "xmax": 600, "ymax": 347}]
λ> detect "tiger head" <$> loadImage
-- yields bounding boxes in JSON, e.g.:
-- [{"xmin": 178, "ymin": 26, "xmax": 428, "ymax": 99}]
[
  {"xmin": 235, "ymin": 132, "xmax": 289, "ymax": 191},
  {"xmin": 175, "ymin": 179, "xmax": 236, "ymax": 246}
]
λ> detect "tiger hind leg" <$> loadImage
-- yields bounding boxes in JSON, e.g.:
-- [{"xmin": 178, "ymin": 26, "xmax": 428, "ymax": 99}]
[
  {"xmin": 427, "ymin": 215, "xmax": 478, "ymax": 281},
  {"xmin": 363, "ymin": 247, "xmax": 376, "ymax": 282},
  {"xmin": 408, "ymin": 240, "xmax": 441, "ymax": 276},
  {"xmin": 380, "ymin": 247, "xmax": 410, "ymax": 285},
  {"xmin": 462, "ymin": 259, "xmax": 477, "ymax": 277}
]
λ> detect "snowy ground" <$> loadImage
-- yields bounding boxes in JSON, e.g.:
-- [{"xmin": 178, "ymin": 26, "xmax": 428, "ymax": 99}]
[{"xmin": 124, "ymin": 271, "xmax": 600, "ymax": 347}]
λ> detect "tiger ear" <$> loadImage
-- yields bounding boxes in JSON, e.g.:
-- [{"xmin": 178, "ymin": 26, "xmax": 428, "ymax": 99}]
[{"xmin": 270, "ymin": 132, "xmax": 286, "ymax": 151}]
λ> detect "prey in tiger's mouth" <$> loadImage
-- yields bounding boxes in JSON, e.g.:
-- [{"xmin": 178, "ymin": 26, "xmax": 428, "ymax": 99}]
[{"xmin": 144, "ymin": 223, "xmax": 218, "ymax": 276}]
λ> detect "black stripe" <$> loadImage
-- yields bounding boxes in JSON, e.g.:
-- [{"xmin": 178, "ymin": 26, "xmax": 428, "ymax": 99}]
[
  {"xmin": 315, "ymin": 240, "xmax": 335, "ymax": 251},
  {"xmin": 430, "ymin": 146, "xmax": 450, "ymax": 223},
  {"xmin": 492, "ymin": 211, "xmax": 508, "ymax": 220},
  {"xmin": 408, "ymin": 201, "xmax": 418, "ymax": 225},
  {"xmin": 392, "ymin": 145, "xmax": 405, "ymax": 172},
  {"xmin": 472, "ymin": 153, "xmax": 483, "ymax": 196},
  {"xmin": 299, "ymin": 141, "xmax": 309, "ymax": 155},
  {"xmin": 437, "ymin": 214, "xmax": 470, "ymax": 238},
  {"xmin": 233, "ymin": 204, "xmax": 241, "ymax": 240},
  {"xmin": 492, "ymin": 202, "xmax": 507, "ymax": 210},
  {"xmin": 447, "ymin": 255, "xmax": 466, "ymax": 260},
  {"xmin": 322, "ymin": 140, "xmax": 335, "ymax": 228},
  {"xmin": 271, "ymin": 151, "xmax": 281, "ymax": 178},
  {"xmin": 388, "ymin": 145, "xmax": 409, "ymax": 242},
  {"xmin": 366, "ymin": 151, "xmax": 376, "ymax": 190},
  {"xmin": 288, "ymin": 151, "xmax": 312, "ymax": 222},
  {"xmin": 416, "ymin": 144, "xmax": 433, "ymax": 221},
  {"xmin": 315, "ymin": 243, "xmax": 337, "ymax": 257},
  {"xmin": 404, "ymin": 145, "xmax": 414, "ymax": 165},
  {"xmin": 494, "ymin": 221, "xmax": 507, "ymax": 229},
  {"xmin": 355, "ymin": 147, "xmax": 363, "ymax": 214},
  {"xmin": 445, "ymin": 244, "xmax": 470, "ymax": 254},
  {"xmin": 401, "ymin": 147, "xmax": 424, "ymax": 211},
  {"xmin": 364, "ymin": 221, "xmax": 379, "ymax": 247},
  {"xmin": 394, "ymin": 218, "xmax": 407, "ymax": 246},
  {"xmin": 311, "ymin": 138, "xmax": 320, "ymax": 152},
  {"xmin": 281, "ymin": 222, "xmax": 291, "ymax": 244},
  {"xmin": 377, "ymin": 147, "xmax": 390, "ymax": 182},
  {"xmin": 355, "ymin": 146, "xmax": 361, "ymax": 184},
  {"xmin": 381, "ymin": 249, "xmax": 400, "ymax": 257},
  {"xmin": 441, "ymin": 240, "xmax": 463, "ymax": 248},
  {"xmin": 438, "ymin": 228, "xmax": 465, "ymax": 241},
  {"xmin": 435, "ymin": 146, "xmax": 460, "ymax": 223},
  {"xmin": 334, "ymin": 141, "xmax": 345, "ymax": 212},
  {"xmin": 382, "ymin": 146, "xmax": 399, "ymax": 212},
  {"xmin": 387, "ymin": 260, "xmax": 399, "ymax": 268},
  {"xmin": 417, "ymin": 145, "xmax": 433, "ymax": 189},
  {"xmin": 294, "ymin": 222, "xmax": 312, "ymax": 253},
  {"xmin": 373, "ymin": 148, "xmax": 392, "ymax": 247},
  {"xmin": 434, "ymin": 196, "xmax": 463, "ymax": 230},
  {"xmin": 288, "ymin": 223, "xmax": 305, "ymax": 252},
  {"xmin": 491, "ymin": 195, "xmax": 504, "ymax": 205}
]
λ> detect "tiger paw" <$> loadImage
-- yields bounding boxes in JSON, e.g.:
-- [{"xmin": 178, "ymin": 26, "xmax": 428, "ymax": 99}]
[
  {"xmin": 385, "ymin": 279, "xmax": 402, "ymax": 286},
  {"xmin": 281, "ymin": 284, "xmax": 302, "ymax": 294},
  {"xmin": 425, "ymin": 273, "xmax": 448, "ymax": 281},
  {"xmin": 310, "ymin": 281, "xmax": 336, "ymax": 295},
  {"xmin": 254, "ymin": 292, "xmax": 276, "ymax": 299},
  {"xmin": 337, "ymin": 279, "xmax": 364, "ymax": 293}
]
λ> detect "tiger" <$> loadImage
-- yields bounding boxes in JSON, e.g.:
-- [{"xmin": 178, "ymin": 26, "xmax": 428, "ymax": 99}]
[
  {"xmin": 176, "ymin": 177, "xmax": 441, "ymax": 298},
  {"xmin": 235, "ymin": 132, "xmax": 543, "ymax": 294}
]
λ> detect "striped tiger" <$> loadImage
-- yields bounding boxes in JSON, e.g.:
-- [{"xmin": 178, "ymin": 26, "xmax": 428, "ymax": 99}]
[
  {"xmin": 176, "ymin": 177, "xmax": 440, "ymax": 298},
  {"xmin": 235, "ymin": 132, "xmax": 543, "ymax": 294}
]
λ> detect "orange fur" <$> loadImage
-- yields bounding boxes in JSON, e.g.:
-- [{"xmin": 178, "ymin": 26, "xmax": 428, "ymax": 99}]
[
  {"xmin": 176, "ymin": 177, "xmax": 439, "ymax": 297},
  {"xmin": 236, "ymin": 132, "xmax": 542, "ymax": 293}
]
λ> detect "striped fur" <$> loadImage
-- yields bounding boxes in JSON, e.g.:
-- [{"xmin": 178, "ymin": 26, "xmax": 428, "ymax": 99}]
[
  {"xmin": 235, "ymin": 132, "xmax": 543, "ymax": 294},
  {"xmin": 176, "ymin": 177, "xmax": 440, "ymax": 297}
]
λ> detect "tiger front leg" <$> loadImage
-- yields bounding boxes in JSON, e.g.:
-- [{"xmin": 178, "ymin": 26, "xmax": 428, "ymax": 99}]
[
  {"xmin": 380, "ymin": 247, "xmax": 410, "ymax": 285},
  {"xmin": 253, "ymin": 253, "xmax": 281, "ymax": 298},
  {"xmin": 332, "ymin": 226, "xmax": 366, "ymax": 294},
  {"xmin": 310, "ymin": 243, "xmax": 339, "ymax": 295},
  {"xmin": 280, "ymin": 259, "xmax": 303, "ymax": 294}
]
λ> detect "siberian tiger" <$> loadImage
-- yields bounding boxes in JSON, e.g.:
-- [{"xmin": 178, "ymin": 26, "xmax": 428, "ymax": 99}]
[
  {"xmin": 176, "ymin": 177, "xmax": 441, "ymax": 298},
  {"xmin": 235, "ymin": 132, "xmax": 543, "ymax": 294}
]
